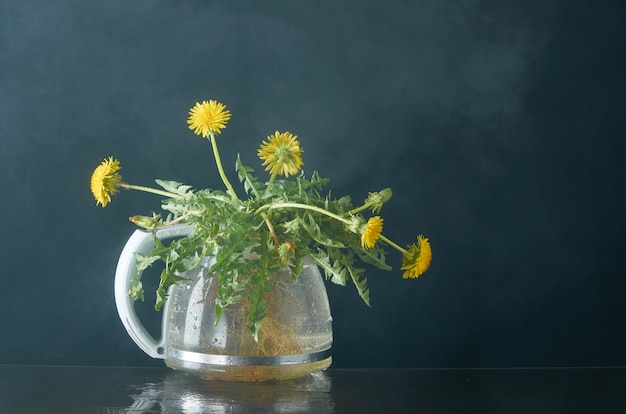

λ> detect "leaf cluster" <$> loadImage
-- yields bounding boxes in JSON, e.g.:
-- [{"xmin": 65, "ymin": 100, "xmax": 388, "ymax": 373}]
[{"xmin": 129, "ymin": 157, "xmax": 392, "ymax": 340}]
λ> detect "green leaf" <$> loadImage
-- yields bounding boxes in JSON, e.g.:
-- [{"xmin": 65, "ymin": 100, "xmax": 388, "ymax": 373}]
[
  {"xmin": 155, "ymin": 179, "xmax": 194, "ymax": 196},
  {"xmin": 357, "ymin": 246, "xmax": 392, "ymax": 271},
  {"xmin": 128, "ymin": 275, "xmax": 144, "ymax": 301},
  {"xmin": 174, "ymin": 253, "xmax": 204, "ymax": 273},
  {"xmin": 310, "ymin": 249, "xmax": 347, "ymax": 286},
  {"xmin": 302, "ymin": 213, "xmax": 346, "ymax": 248},
  {"xmin": 281, "ymin": 218, "xmax": 301, "ymax": 235},
  {"xmin": 134, "ymin": 252, "xmax": 160, "ymax": 273},
  {"xmin": 235, "ymin": 154, "xmax": 262, "ymax": 197},
  {"xmin": 331, "ymin": 249, "xmax": 371, "ymax": 306},
  {"xmin": 214, "ymin": 303, "xmax": 225, "ymax": 326},
  {"xmin": 248, "ymin": 322, "xmax": 263, "ymax": 343},
  {"xmin": 155, "ymin": 285, "xmax": 168, "ymax": 310},
  {"xmin": 346, "ymin": 266, "xmax": 370, "ymax": 307}
]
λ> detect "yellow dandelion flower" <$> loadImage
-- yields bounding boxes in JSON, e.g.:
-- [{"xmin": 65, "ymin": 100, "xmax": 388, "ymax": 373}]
[
  {"xmin": 187, "ymin": 100, "xmax": 231, "ymax": 137},
  {"xmin": 90, "ymin": 157, "xmax": 122, "ymax": 207},
  {"xmin": 401, "ymin": 235, "xmax": 432, "ymax": 279},
  {"xmin": 361, "ymin": 216, "xmax": 383, "ymax": 249},
  {"xmin": 257, "ymin": 131, "xmax": 304, "ymax": 178}
]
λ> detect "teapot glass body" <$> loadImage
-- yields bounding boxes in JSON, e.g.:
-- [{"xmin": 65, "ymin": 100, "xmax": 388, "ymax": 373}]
[{"xmin": 115, "ymin": 225, "xmax": 333, "ymax": 381}]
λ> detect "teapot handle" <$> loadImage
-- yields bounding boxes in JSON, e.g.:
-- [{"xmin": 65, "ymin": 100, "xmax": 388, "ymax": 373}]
[{"xmin": 114, "ymin": 224, "xmax": 193, "ymax": 359}]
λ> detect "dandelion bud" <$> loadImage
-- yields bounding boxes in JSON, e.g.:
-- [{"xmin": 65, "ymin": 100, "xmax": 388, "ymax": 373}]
[
  {"xmin": 129, "ymin": 213, "xmax": 161, "ymax": 231},
  {"xmin": 365, "ymin": 188, "xmax": 393, "ymax": 213}
]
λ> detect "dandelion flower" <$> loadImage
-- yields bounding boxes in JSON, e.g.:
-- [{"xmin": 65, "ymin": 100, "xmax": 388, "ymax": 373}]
[
  {"xmin": 361, "ymin": 216, "xmax": 383, "ymax": 249},
  {"xmin": 401, "ymin": 234, "xmax": 432, "ymax": 278},
  {"xmin": 187, "ymin": 100, "xmax": 231, "ymax": 137},
  {"xmin": 257, "ymin": 131, "xmax": 304, "ymax": 178},
  {"xmin": 90, "ymin": 157, "xmax": 122, "ymax": 207}
]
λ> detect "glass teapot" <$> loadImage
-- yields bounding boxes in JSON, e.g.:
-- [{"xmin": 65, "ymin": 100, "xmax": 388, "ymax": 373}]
[{"xmin": 114, "ymin": 224, "xmax": 333, "ymax": 381}]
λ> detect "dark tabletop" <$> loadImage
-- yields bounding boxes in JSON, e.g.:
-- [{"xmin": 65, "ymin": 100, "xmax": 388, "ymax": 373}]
[{"xmin": 1, "ymin": 365, "xmax": 625, "ymax": 413}]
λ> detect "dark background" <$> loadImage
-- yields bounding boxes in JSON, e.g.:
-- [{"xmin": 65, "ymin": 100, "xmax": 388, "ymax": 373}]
[{"xmin": 1, "ymin": 0, "xmax": 625, "ymax": 369}]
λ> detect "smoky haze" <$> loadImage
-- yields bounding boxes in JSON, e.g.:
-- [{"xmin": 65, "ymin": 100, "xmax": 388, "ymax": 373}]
[{"xmin": 1, "ymin": 0, "xmax": 625, "ymax": 369}]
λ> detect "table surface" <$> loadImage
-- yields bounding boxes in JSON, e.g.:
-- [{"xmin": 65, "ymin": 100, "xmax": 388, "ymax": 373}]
[{"xmin": 1, "ymin": 365, "xmax": 625, "ymax": 413}]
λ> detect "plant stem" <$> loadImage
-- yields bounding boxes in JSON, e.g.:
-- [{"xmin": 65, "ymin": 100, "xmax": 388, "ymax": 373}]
[
  {"xmin": 120, "ymin": 183, "xmax": 178, "ymax": 198},
  {"xmin": 261, "ymin": 212, "xmax": 280, "ymax": 246},
  {"xmin": 260, "ymin": 202, "xmax": 407, "ymax": 254},
  {"xmin": 378, "ymin": 234, "xmax": 407, "ymax": 254},
  {"xmin": 259, "ymin": 202, "xmax": 351, "ymax": 225},
  {"xmin": 209, "ymin": 132, "xmax": 239, "ymax": 201},
  {"xmin": 348, "ymin": 203, "xmax": 370, "ymax": 215},
  {"xmin": 162, "ymin": 213, "xmax": 189, "ymax": 226}
]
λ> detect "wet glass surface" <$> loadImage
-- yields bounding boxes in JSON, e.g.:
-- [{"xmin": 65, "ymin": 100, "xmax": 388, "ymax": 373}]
[{"xmin": 1, "ymin": 365, "xmax": 625, "ymax": 413}]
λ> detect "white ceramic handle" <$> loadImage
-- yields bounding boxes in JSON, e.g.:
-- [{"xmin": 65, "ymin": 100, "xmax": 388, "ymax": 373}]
[{"xmin": 114, "ymin": 224, "xmax": 193, "ymax": 358}]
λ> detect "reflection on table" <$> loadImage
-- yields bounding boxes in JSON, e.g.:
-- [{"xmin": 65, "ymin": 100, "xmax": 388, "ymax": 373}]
[
  {"xmin": 121, "ymin": 369, "xmax": 332, "ymax": 413},
  {"xmin": 1, "ymin": 365, "xmax": 625, "ymax": 413}
]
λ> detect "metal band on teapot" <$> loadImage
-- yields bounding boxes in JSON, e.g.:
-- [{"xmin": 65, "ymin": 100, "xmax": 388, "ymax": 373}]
[{"xmin": 167, "ymin": 348, "xmax": 332, "ymax": 366}]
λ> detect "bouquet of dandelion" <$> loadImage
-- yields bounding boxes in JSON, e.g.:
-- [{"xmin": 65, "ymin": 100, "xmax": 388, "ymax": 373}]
[{"xmin": 90, "ymin": 100, "xmax": 432, "ymax": 340}]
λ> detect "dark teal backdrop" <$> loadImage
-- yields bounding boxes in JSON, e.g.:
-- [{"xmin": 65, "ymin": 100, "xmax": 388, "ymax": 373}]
[{"xmin": 1, "ymin": 0, "xmax": 625, "ymax": 368}]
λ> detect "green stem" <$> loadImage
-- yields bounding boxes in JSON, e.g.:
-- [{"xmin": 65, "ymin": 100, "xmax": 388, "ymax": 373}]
[
  {"xmin": 259, "ymin": 201, "xmax": 407, "ymax": 254},
  {"xmin": 348, "ymin": 203, "xmax": 370, "ymax": 215},
  {"xmin": 209, "ymin": 132, "xmax": 239, "ymax": 201},
  {"xmin": 261, "ymin": 212, "xmax": 280, "ymax": 246},
  {"xmin": 120, "ymin": 183, "xmax": 177, "ymax": 198},
  {"xmin": 378, "ymin": 234, "xmax": 407, "ymax": 254},
  {"xmin": 162, "ymin": 213, "xmax": 189, "ymax": 226},
  {"xmin": 258, "ymin": 202, "xmax": 351, "ymax": 225}
]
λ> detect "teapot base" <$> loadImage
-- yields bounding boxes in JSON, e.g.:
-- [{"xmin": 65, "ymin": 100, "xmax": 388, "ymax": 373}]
[{"xmin": 165, "ymin": 356, "xmax": 332, "ymax": 382}]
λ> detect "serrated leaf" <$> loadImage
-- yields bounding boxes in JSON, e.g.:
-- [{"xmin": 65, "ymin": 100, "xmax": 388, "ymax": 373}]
[
  {"xmin": 281, "ymin": 218, "xmax": 301, "ymax": 235},
  {"xmin": 357, "ymin": 246, "xmax": 392, "ymax": 271},
  {"xmin": 175, "ymin": 254, "xmax": 203, "ymax": 273},
  {"xmin": 134, "ymin": 253, "xmax": 160, "ymax": 273},
  {"xmin": 310, "ymin": 249, "xmax": 347, "ymax": 286},
  {"xmin": 155, "ymin": 286, "xmax": 168, "ymax": 310},
  {"xmin": 347, "ymin": 266, "xmax": 370, "ymax": 307},
  {"xmin": 155, "ymin": 179, "xmax": 194, "ymax": 196},
  {"xmin": 302, "ymin": 213, "xmax": 346, "ymax": 248},
  {"xmin": 235, "ymin": 154, "xmax": 262, "ymax": 197},
  {"xmin": 128, "ymin": 275, "xmax": 144, "ymax": 301}
]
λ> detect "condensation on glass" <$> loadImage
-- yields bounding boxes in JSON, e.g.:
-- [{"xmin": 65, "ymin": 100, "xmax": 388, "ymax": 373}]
[{"xmin": 115, "ymin": 225, "xmax": 333, "ymax": 382}]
